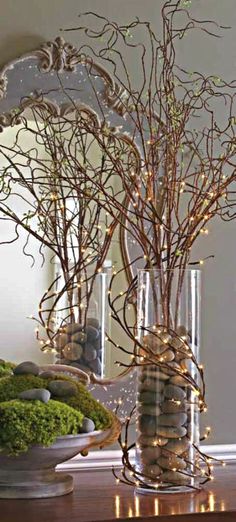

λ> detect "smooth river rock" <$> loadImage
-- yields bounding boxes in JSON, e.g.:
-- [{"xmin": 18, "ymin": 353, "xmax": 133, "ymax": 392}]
[
  {"xmin": 175, "ymin": 349, "xmax": 192, "ymax": 361},
  {"xmin": 13, "ymin": 361, "xmax": 40, "ymax": 377},
  {"xmin": 138, "ymin": 415, "xmax": 158, "ymax": 437},
  {"xmin": 93, "ymin": 338, "xmax": 102, "ymax": 350},
  {"xmin": 161, "ymin": 349, "xmax": 175, "ymax": 362},
  {"xmin": 65, "ymin": 322, "xmax": 83, "ymax": 335},
  {"xmin": 87, "ymin": 317, "xmax": 100, "ymax": 329},
  {"xmin": 80, "ymin": 417, "xmax": 95, "ymax": 433},
  {"xmin": 71, "ymin": 331, "xmax": 87, "ymax": 344},
  {"xmin": 140, "ymin": 446, "xmax": 161, "ymax": 464},
  {"xmin": 84, "ymin": 343, "xmax": 97, "ymax": 362},
  {"xmin": 169, "ymin": 375, "xmax": 191, "ymax": 387},
  {"xmin": 70, "ymin": 362, "xmax": 90, "ymax": 372},
  {"xmin": 138, "ymin": 435, "xmax": 168, "ymax": 447},
  {"xmin": 169, "ymin": 337, "xmax": 186, "ymax": 350},
  {"xmin": 176, "ymin": 325, "xmax": 188, "ymax": 337},
  {"xmin": 40, "ymin": 370, "xmax": 55, "ymax": 379},
  {"xmin": 63, "ymin": 342, "xmax": 83, "ymax": 361},
  {"xmin": 138, "ymin": 404, "xmax": 161, "ymax": 416},
  {"xmin": 161, "ymin": 361, "xmax": 180, "ymax": 377},
  {"xmin": 180, "ymin": 359, "xmax": 193, "ymax": 372},
  {"xmin": 161, "ymin": 400, "xmax": 187, "ymax": 414},
  {"xmin": 89, "ymin": 357, "xmax": 102, "ymax": 374},
  {"xmin": 138, "ymin": 391, "xmax": 163, "ymax": 404},
  {"xmin": 48, "ymin": 380, "xmax": 77, "ymax": 397},
  {"xmin": 143, "ymin": 464, "xmax": 162, "ymax": 477},
  {"xmin": 86, "ymin": 325, "xmax": 99, "ymax": 341},
  {"xmin": 143, "ymin": 334, "xmax": 169, "ymax": 355},
  {"xmin": 160, "ymin": 470, "xmax": 190, "ymax": 485},
  {"xmin": 19, "ymin": 388, "xmax": 51, "ymax": 403},
  {"xmin": 139, "ymin": 369, "xmax": 170, "ymax": 381},
  {"xmin": 157, "ymin": 455, "xmax": 187, "ymax": 471},
  {"xmin": 55, "ymin": 333, "xmax": 68, "ymax": 350},
  {"xmin": 158, "ymin": 413, "xmax": 187, "ymax": 427},
  {"xmin": 144, "ymin": 331, "xmax": 171, "ymax": 347},
  {"xmin": 156, "ymin": 426, "xmax": 187, "ymax": 439},
  {"xmin": 163, "ymin": 384, "xmax": 186, "ymax": 401},
  {"xmin": 138, "ymin": 378, "xmax": 165, "ymax": 393},
  {"xmin": 162, "ymin": 437, "xmax": 190, "ymax": 456}
]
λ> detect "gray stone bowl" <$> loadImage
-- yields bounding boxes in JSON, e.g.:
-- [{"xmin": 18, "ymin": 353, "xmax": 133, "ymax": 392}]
[{"xmin": 0, "ymin": 429, "xmax": 111, "ymax": 499}]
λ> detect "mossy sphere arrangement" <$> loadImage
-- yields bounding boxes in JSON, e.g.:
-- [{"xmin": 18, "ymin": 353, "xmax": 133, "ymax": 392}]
[{"xmin": 0, "ymin": 360, "xmax": 113, "ymax": 455}]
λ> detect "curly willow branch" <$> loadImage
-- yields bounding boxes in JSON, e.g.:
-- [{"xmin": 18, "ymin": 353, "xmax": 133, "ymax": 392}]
[
  {"xmin": 0, "ymin": 0, "xmax": 233, "ymax": 491},
  {"xmin": 62, "ymin": 0, "xmax": 234, "ymax": 490}
]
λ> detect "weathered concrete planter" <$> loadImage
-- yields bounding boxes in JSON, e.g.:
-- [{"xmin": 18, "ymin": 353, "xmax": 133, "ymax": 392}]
[{"xmin": 0, "ymin": 429, "xmax": 110, "ymax": 498}]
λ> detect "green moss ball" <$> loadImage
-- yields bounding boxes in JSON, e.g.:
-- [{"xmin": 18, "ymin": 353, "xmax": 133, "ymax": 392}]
[
  {"xmin": 0, "ymin": 399, "xmax": 84, "ymax": 455},
  {"xmin": 0, "ymin": 374, "xmax": 46, "ymax": 401},
  {"xmin": 0, "ymin": 361, "xmax": 15, "ymax": 378},
  {"xmin": 0, "ymin": 374, "xmax": 113, "ymax": 431},
  {"xmin": 55, "ymin": 381, "xmax": 113, "ymax": 431}
]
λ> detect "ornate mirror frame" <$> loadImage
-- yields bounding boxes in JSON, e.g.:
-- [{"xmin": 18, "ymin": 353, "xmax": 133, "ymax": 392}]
[
  {"xmin": 0, "ymin": 38, "xmax": 140, "ymax": 460},
  {"xmin": 0, "ymin": 36, "xmax": 140, "ymax": 286}
]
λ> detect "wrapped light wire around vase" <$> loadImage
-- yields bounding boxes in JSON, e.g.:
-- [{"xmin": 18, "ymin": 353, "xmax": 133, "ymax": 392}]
[{"xmin": 135, "ymin": 268, "xmax": 202, "ymax": 493}]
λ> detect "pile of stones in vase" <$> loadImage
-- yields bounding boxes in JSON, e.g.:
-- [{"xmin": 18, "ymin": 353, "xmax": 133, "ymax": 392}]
[
  {"xmin": 55, "ymin": 318, "xmax": 102, "ymax": 375},
  {"xmin": 137, "ymin": 326, "xmax": 197, "ymax": 488}
]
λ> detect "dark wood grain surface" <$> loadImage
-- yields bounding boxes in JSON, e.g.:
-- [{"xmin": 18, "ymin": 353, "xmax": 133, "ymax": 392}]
[{"xmin": 0, "ymin": 464, "xmax": 236, "ymax": 521}]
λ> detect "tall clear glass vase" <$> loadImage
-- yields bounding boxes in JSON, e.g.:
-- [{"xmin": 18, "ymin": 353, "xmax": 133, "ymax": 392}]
[{"xmin": 136, "ymin": 269, "xmax": 201, "ymax": 493}]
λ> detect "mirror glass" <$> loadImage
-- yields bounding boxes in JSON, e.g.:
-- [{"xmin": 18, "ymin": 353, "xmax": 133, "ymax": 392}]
[{"xmin": 0, "ymin": 107, "xmax": 134, "ymax": 381}]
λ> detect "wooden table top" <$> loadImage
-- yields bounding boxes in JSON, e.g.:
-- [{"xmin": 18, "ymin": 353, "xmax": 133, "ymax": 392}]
[{"xmin": 1, "ymin": 464, "xmax": 236, "ymax": 522}]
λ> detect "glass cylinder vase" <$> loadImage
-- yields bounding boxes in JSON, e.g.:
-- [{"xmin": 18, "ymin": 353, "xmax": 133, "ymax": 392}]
[
  {"xmin": 136, "ymin": 268, "xmax": 201, "ymax": 493},
  {"xmin": 54, "ymin": 268, "xmax": 110, "ymax": 377}
]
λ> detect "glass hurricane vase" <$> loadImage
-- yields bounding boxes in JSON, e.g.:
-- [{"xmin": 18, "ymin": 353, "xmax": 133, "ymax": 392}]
[{"xmin": 136, "ymin": 268, "xmax": 201, "ymax": 493}]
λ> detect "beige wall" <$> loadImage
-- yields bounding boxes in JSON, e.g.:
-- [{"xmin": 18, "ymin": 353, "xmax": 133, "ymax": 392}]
[
  {"xmin": 0, "ymin": 0, "xmax": 160, "ymax": 67},
  {"xmin": 0, "ymin": 0, "xmax": 236, "ymax": 444}
]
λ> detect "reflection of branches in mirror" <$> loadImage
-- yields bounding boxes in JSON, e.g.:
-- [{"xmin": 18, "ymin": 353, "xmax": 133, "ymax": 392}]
[
  {"xmin": 0, "ymin": 100, "xmax": 139, "ymax": 352},
  {"xmin": 64, "ymin": 0, "xmax": 235, "ymax": 489}
]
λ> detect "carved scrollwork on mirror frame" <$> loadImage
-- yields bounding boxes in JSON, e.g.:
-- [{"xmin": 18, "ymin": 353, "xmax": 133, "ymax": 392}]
[
  {"xmin": 0, "ymin": 36, "xmax": 129, "ymax": 119},
  {"xmin": 38, "ymin": 36, "xmax": 80, "ymax": 73},
  {"xmin": 0, "ymin": 76, "xmax": 7, "ymax": 101}
]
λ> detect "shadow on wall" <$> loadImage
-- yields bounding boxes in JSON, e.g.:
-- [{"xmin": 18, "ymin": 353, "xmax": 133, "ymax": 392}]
[{"xmin": 0, "ymin": 34, "xmax": 44, "ymax": 68}]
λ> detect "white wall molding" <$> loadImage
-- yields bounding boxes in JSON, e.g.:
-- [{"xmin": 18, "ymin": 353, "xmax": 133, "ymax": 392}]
[
  {"xmin": 202, "ymin": 444, "xmax": 236, "ymax": 462},
  {"xmin": 58, "ymin": 444, "xmax": 236, "ymax": 471}
]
